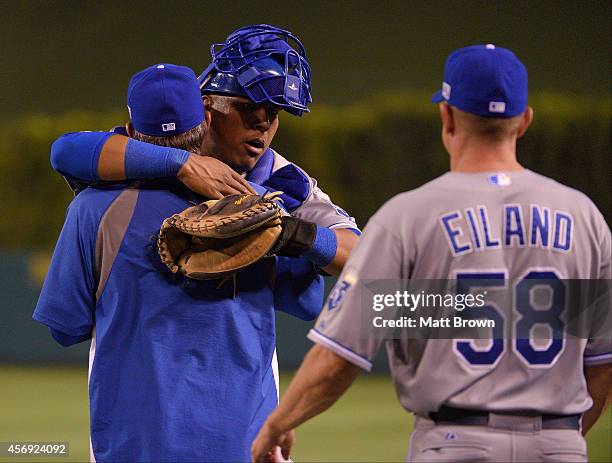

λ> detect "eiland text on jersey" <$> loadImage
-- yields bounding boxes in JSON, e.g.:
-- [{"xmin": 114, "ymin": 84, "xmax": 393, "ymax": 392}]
[{"xmin": 440, "ymin": 204, "xmax": 572, "ymax": 256}]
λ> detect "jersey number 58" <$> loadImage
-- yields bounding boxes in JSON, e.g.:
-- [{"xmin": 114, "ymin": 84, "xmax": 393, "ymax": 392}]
[{"xmin": 454, "ymin": 270, "xmax": 565, "ymax": 367}]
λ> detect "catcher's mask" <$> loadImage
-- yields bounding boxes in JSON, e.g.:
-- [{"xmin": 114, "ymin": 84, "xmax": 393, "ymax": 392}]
[{"xmin": 198, "ymin": 24, "xmax": 312, "ymax": 116}]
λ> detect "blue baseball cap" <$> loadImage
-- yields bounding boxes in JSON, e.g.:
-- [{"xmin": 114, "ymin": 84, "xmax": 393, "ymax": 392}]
[
  {"xmin": 431, "ymin": 44, "xmax": 528, "ymax": 118},
  {"xmin": 127, "ymin": 64, "xmax": 205, "ymax": 136}
]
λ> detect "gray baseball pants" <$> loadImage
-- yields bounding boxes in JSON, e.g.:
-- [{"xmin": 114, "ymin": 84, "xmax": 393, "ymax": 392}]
[{"xmin": 407, "ymin": 416, "xmax": 587, "ymax": 462}]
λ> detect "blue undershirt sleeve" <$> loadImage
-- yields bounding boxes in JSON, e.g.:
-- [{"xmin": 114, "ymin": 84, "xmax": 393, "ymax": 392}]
[{"xmin": 50, "ymin": 132, "xmax": 113, "ymax": 181}]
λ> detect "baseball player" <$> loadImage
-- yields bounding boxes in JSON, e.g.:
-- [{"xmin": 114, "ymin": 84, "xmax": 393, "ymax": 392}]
[
  {"xmin": 33, "ymin": 63, "xmax": 330, "ymax": 462},
  {"xmin": 251, "ymin": 45, "xmax": 611, "ymax": 462},
  {"xmin": 49, "ymin": 24, "xmax": 360, "ymax": 276}
]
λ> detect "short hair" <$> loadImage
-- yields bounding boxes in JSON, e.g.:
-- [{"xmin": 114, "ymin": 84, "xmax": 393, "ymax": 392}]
[
  {"xmin": 453, "ymin": 106, "xmax": 523, "ymax": 142},
  {"xmin": 132, "ymin": 121, "xmax": 206, "ymax": 154}
]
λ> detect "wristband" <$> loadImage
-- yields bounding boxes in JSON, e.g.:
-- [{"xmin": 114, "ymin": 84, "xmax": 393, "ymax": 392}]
[
  {"xmin": 124, "ymin": 138, "xmax": 190, "ymax": 179},
  {"xmin": 271, "ymin": 219, "xmax": 338, "ymax": 267},
  {"xmin": 303, "ymin": 225, "xmax": 338, "ymax": 268}
]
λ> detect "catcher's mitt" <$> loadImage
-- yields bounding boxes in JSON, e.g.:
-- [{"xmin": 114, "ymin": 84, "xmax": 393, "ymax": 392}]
[{"xmin": 157, "ymin": 192, "xmax": 283, "ymax": 280}]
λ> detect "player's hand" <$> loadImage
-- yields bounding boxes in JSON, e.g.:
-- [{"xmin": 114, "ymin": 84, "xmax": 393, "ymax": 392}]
[
  {"xmin": 251, "ymin": 424, "xmax": 295, "ymax": 463},
  {"xmin": 177, "ymin": 154, "xmax": 256, "ymax": 199}
]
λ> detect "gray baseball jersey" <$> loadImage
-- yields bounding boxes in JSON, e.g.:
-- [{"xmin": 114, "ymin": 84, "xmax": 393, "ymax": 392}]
[{"xmin": 309, "ymin": 169, "xmax": 611, "ymax": 417}]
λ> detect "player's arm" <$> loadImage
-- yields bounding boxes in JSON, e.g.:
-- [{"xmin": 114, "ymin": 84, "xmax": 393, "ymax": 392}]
[
  {"xmin": 274, "ymin": 256, "xmax": 324, "ymax": 321},
  {"xmin": 269, "ymin": 219, "xmax": 358, "ymax": 276},
  {"xmin": 32, "ymin": 194, "xmax": 98, "ymax": 345},
  {"xmin": 582, "ymin": 363, "xmax": 612, "ymax": 435},
  {"xmin": 263, "ymin": 166, "xmax": 360, "ymax": 275},
  {"xmin": 251, "ymin": 344, "xmax": 360, "ymax": 462},
  {"xmin": 323, "ymin": 228, "xmax": 359, "ymax": 274},
  {"xmin": 50, "ymin": 131, "xmax": 253, "ymax": 198},
  {"xmin": 294, "ymin": 186, "xmax": 360, "ymax": 275}
]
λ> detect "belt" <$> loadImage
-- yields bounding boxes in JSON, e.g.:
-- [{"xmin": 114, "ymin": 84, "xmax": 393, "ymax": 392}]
[{"xmin": 430, "ymin": 406, "xmax": 581, "ymax": 430}]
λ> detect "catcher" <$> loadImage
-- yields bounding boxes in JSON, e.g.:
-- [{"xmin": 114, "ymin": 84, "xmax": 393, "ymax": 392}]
[{"xmin": 34, "ymin": 63, "xmax": 336, "ymax": 462}]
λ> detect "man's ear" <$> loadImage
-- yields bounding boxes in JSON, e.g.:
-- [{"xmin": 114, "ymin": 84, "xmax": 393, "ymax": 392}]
[
  {"xmin": 204, "ymin": 107, "xmax": 212, "ymax": 129},
  {"xmin": 439, "ymin": 103, "xmax": 455, "ymax": 135},
  {"xmin": 517, "ymin": 106, "xmax": 533, "ymax": 138},
  {"xmin": 202, "ymin": 95, "xmax": 212, "ymax": 112},
  {"xmin": 126, "ymin": 122, "xmax": 135, "ymax": 137}
]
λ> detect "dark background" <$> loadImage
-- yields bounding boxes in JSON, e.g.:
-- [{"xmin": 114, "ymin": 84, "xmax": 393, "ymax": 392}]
[{"xmin": 2, "ymin": 0, "xmax": 610, "ymax": 116}]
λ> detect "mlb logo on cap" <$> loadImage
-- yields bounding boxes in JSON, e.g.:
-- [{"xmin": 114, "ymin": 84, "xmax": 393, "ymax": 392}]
[
  {"xmin": 441, "ymin": 82, "xmax": 451, "ymax": 100},
  {"xmin": 489, "ymin": 101, "xmax": 506, "ymax": 113},
  {"xmin": 432, "ymin": 44, "xmax": 528, "ymax": 118}
]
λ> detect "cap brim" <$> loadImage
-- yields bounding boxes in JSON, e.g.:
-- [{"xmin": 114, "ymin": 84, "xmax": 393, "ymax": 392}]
[{"xmin": 431, "ymin": 90, "xmax": 445, "ymax": 103}]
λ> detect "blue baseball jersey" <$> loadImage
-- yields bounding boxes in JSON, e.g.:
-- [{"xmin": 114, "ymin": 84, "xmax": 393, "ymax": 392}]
[{"xmin": 33, "ymin": 180, "xmax": 323, "ymax": 462}]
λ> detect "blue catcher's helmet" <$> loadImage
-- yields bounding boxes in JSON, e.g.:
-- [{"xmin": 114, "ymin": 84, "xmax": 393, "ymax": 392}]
[{"xmin": 198, "ymin": 24, "xmax": 312, "ymax": 116}]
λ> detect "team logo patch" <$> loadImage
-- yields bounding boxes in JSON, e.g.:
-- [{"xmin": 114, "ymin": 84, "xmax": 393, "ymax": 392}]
[
  {"xmin": 489, "ymin": 173, "xmax": 511, "ymax": 186},
  {"xmin": 327, "ymin": 274, "xmax": 356, "ymax": 311}
]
